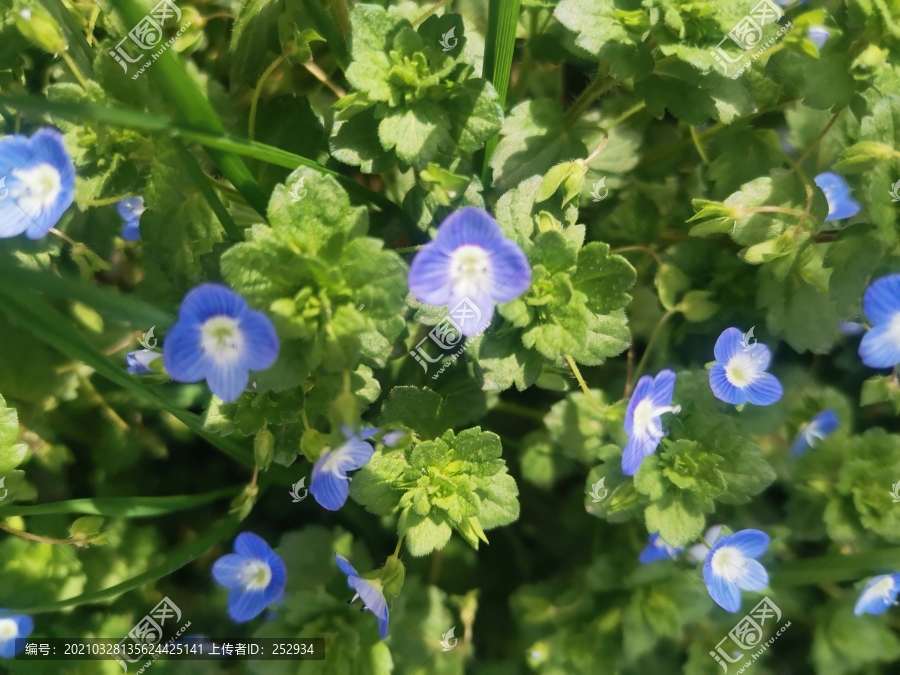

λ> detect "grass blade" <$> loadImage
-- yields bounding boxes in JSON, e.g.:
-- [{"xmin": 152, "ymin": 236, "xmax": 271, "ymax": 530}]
[{"xmin": 0, "ymin": 486, "xmax": 240, "ymax": 518}]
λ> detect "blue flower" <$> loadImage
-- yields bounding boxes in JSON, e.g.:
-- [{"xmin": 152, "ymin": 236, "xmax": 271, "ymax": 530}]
[
  {"xmin": 0, "ymin": 612, "xmax": 33, "ymax": 658},
  {"xmin": 639, "ymin": 533, "xmax": 682, "ymax": 564},
  {"xmin": 791, "ymin": 409, "xmax": 839, "ymax": 455},
  {"xmin": 709, "ymin": 328, "xmax": 783, "ymax": 406},
  {"xmin": 808, "ymin": 26, "xmax": 830, "ymax": 50},
  {"xmin": 814, "ymin": 172, "xmax": 861, "ymax": 221},
  {"xmin": 622, "ymin": 369, "xmax": 680, "ymax": 476},
  {"xmin": 859, "ymin": 274, "xmax": 900, "ymax": 368},
  {"xmin": 163, "ymin": 284, "xmax": 279, "ymax": 402},
  {"xmin": 126, "ymin": 350, "xmax": 160, "ymax": 375},
  {"xmin": 854, "ymin": 574, "xmax": 900, "ymax": 616},
  {"xmin": 310, "ymin": 426, "xmax": 378, "ymax": 511},
  {"xmin": 408, "ymin": 207, "xmax": 531, "ymax": 336},
  {"xmin": 212, "ymin": 532, "xmax": 287, "ymax": 623},
  {"xmin": 335, "ymin": 554, "xmax": 389, "ymax": 639},
  {"xmin": 687, "ymin": 525, "xmax": 724, "ymax": 564},
  {"xmin": 117, "ymin": 196, "xmax": 145, "ymax": 241},
  {"xmin": 703, "ymin": 529, "xmax": 770, "ymax": 612},
  {"xmin": 0, "ymin": 128, "xmax": 75, "ymax": 239},
  {"xmin": 381, "ymin": 430, "xmax": 406, "ymax": 447}
]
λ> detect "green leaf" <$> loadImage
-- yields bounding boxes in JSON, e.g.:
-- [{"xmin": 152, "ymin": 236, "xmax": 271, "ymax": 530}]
[
  {"xmin": 378, "ymin": 101, "xmax": 452, "ymax": 168},
  {"xmin": 572, "ymin": 242, "xmax": 636, "ymax": 314},
  {"xmin": 0, "ymin": 393, "xmax": 27, "ymax": 475},
  {"xmin": 824, "ymin": 225, "xmax": 884, "ymax": 318},
  {"xmin": 0, "ymin": 487, "xmax": 240, "ymax": 518},
  {"xmin": 765, "ymin": 52, "xmax": 856, "ymax": 112}
]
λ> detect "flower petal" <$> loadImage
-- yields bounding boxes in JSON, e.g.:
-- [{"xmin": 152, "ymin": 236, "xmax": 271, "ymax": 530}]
[
  {"xmin": 349, "ymin": 576, "xmax": 389, "ymax": 639},
  {"xmin": 310, "ymin": 451, "xmax": 352, "ymax": 511},
  {"xmin": 233, "ymin": 532, "xmax": 275, "ymax": 561},
  {"xmin": 863, "ymin": 275, "xmax": 900, "ymax": 325},
  {"xmin": 227, "ymin": 586, "xmax": 271, "ymax": 623},
  {"xmin": 448, "ymin": 290, "xmax": 494, "ymax": 337},
  {"xmin": 790, "ymin": 433, "xmax": 811, "ymax": 456},
  {"xmin": 624, "ymin": 375, "xmax": 655, "ymax": 436},
  {"xmin": 0, "ymin": 198, "xmax": 32, "ymax": 239},
  {"xmin": 163, "ymin": 322, "xmax": 209, "ymax": 383},
  {"xmin": 334, "ymin": 553, "xmax": 359, "ymax": 579},
  {"xmin": 854, "ymin": 574, "xmax": 900, "ymax": 616},
  {"xmin": 206, "ymin": 360, "xmax": 250, "ymax": 403},
  {"xmin": 433, "ymin": 207, "xmax": 504, "ymax": 253},
  {"xmin": 733, "ymin": 558, "xmax": 768, "ymax": 592},
  {"xmin": 709, "ymin": 363, "xmax": 746, "ymax": 405},
  {"xmin": 489, "ymin": 239, "xmax": 531, "ymax": 302},
  {"xmin": 704, "ymin": 565, "xmax": 742, "ymax": 613},
  {"xmin": 713, "ymin": 327, "xmax": 746, "ymax": 364},
  {"xmin": 239, "ymin": 309, "xmax": 280, "ymax": 372},
  {"xmin": 743, "ymin": 373, "xmax": 783, "ymax": 406},
  {"xmin": 12, "ymin": 615, "xmax": 32, "ymax": 639},
  {"xmin": 859, "ymin": 325, "xmax": 900, "ymax": 369},
  {"xmin": 212, "ymin": 553, "xmax": 249, "ymax": 587},
  {"xmin": 650, "ymin": 369, "xmax": 677, "ymax": 408},
  {"xmin": 180, "ymin": 283, "xmax": 249, "ymax": 324},
  {"xmin": 726, "ymin": 529, "xmax": 770, "ymax": 559},
  {"xmin": 408, "ymin": 243, "xmax": 453, "ymax": 306}
]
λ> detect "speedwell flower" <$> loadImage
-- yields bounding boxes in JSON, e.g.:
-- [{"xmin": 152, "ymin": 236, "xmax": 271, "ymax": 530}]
[
  {"xmin": 814, "ymin": 172, "xmax": 861, "ymax": 221},
  {"xmin": 163, "ymin": 284, "xmax": 279, "ymax": 403},
  {"xmin": 808, "ymin": 26, "xmax": 830, "ymax": 49},
  {"xmin": 859, "ymin": 274, "xmax": 900, "ymax": 368},
  {"xmin": 622, "ymin": 369, "xmax": 680, "ymax": 476},
  {"xmin": 639, "ymin": 533, "xmax": 682, "ymax": 564},
  {"xmin": 126, "ymin": 350, "xmax": 160, "ymax": 375},
  {"xmin": 212, "ymin": 532, "xmax": 287, "ymax": 623},
  {"xmin": 0, "ymin": 612, "xmax": 33, "ymax": 658},
  {"xmin": 310, "ymin": 427, "xmax": 378, "ymax": 511},
  {"xmin": 0, "ymin": 128, "xmax": 75, "ymax": 239},
  {"xmin": 703, "ymin": 529, "xmax": 770, "ymax": 612},
  {"xmin": 335, "ymin": 554, "xmax": 389, "ymax": 639},
  {"xmin": 791, "ymin": 409, "xmax": 839, "ymax": 455},
  {"xmin": 117, "ymin": 196, "xmax": 145, "ymax": 241},
  {"xmin": 709, "ymin": 328, "xmax": 783, "ymax": 406},
  {"xmin": 854, "ymin": 574, "xmax": 900, "ymax": 616},
  {"xmin": 408, "ymin": 207, "xmax": 531, "ymax": 336}
]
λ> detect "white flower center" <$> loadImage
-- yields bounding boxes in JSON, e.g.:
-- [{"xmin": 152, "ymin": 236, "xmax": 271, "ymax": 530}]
[
  {"xmin": 241, "ymin": 559, "xmax": 272, "ymax": 591},
  {"xmin": 200, "ymin": 316, "xmax": 243, "ymax": 364},
  {"xmin": 632, "ymin": 398, "xmax": 679, "ymax": 436},
  {"xmin": 868, "ymin": 576, "xmax": 896, "ymax": 601},
  {"xmin": 13, "ymin": 163, "xmax": 62, "ymax": 216},
  {"xmin": 0, "ymin": 619, "xmax": 18, "ymax": 641},
  {"xmin": 449, "ymin": 245, "xmax": 492, "ymax": 295},
  {"xmin": 711, "ymin": 545, "xmax": 748, "ymax": 582},
  {"xmin": 725, "ymin": 352, "xmax": 763, "ymax": 389},
  {"xmin": 888, "ymin": 313, "xmax": 900, "ymax": 346}
]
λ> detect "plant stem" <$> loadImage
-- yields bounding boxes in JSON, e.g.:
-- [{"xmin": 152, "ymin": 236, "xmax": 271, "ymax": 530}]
[
  {"xmin": 564, "ymin": 67, "xmax": 615, "ymax": 127},
  {"xmin": 76, "ymin": 192, "xmax": 139, "ymax": 207},
  {"xmin": 413, "ymin": 0, "xmax": 451, "ymax": 26},
  {"xmin": 60, "ymin": 50, "xmax": 90, "ymax": 88},
  {"xmin": 690, "ymin": 125, "xmax": 710, "ymax": 164},
  {"xmin": 492, "ymin": 399, "xmax": 545, "ymax": 421},
  {"xmin": 611, "ymin": 245, "xmax": 663, "ymax": 268},
  {"xmin": 0, "ymin": 522, "xmax": 78, "ymax": 545},
  {"xmin": 249, "ymin": 55, "xmax": 286, "ymax": 142},
  {"xmin": 624, "ymin": 346, "xmax": 635, "ymax": 398},
  {"xmin": 301, "ymin": 410, "xmax": 311, "ymax": 432},
  {"xmin": 633, "ymin": 310, "xmax": 677, "ymax": 382},
  {"xmin": 394, "ymin": 535, "xmax": 405, "ymax": 556},
  {"xmin": 303, "ymin": 60, "xmax": 346, "ymax": 98},
  {"xmin": 564, "ymin": 355, "xmax": 605, "ymax": 414},
  {"xmin": 796, "ymin": 109, "xmax": 842, "ymax": 168},
  {"xmin": 605, "ymin": 101, "xmax": 645, "ymax": 130},
  {"xmin": 394, "ymin": 245, "xmax": 425, "ymax": 253}
]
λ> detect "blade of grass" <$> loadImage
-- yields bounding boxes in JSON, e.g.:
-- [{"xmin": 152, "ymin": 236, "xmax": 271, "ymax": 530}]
[
  {"xmin": 771, "ymin": 547, "xmax": 900, "ymax": 585},
  {"xmin": 171, "ymin": 139, "xmax": 243, "ymax": 241},
  {"xmin": 110, "ymin": 0, "xmax": 268, "ymax": 217},
  {"xmin": 0, "ymin": 486, "xmax": 240, "ymax": 518},
  {"xmin": 6, "ymin": 512, "xmax": 242, "ymax": 614},
  {"xmin": 478, "ymin": 0, "xmax": 522, "ymax": 183}
]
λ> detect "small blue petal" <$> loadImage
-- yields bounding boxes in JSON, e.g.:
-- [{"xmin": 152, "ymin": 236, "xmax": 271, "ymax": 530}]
[
  {"xmin": 727, "ymin": 529, "xmax": 770, "ymax": 559},
  {"xmin": 212, "ymin": 553, "xmax": 248, "ymax": 587},
  {"xmin": 863, "ymin": 275, "xmax": 900, "ymax": 326},
  {"xmin": 639, "ymin": 533, "xmax": 682, "ymax": 564},
  {"xmin": 0, "ymin": 612, "xmax": 33, "ymax": 659},
  {"xmin": 334, "ymin": 554, "xmax": 390, "ymax": 639},
  {"xmin": 650, "ymin": 369, "xmax": 677, "ymax": 408},
  {"xmin": 381, "ymin": 430, "xmax": 405, "ymax": 447},
  {"xmin": 207, "ymin": 360, "xmax": 250, "ymax": 403},
  {"xmin": 116, "ymin": 196, "xmax": 144, "ymax": 221},
  {"xmin": 709, "ymin": 363, "xmax": 745, "ymax": 405},
  {"xmin": 839, "ymin": 321, "xmax": 866, "ymax": 336},
  {"xmin": 808, "ymin": 26, "xmax": 829, "ymax": 49},
  {"xmin": 713, "ymin": 327, "xmax": 746, "ymax": 364},
  {"xmin": 334, "ymin": 554, "xmax": 359, "ymax": 578},
  {"xmin": 624, "ymin": 375, "xmax": 655, "ymax": 436},
  {"xmin": 126, "ymin": 350, "xmax": 159, "ymax": 375},
  {"xmin": 734, "ymin": 558, "xmax": 769, "ymax": 591},
  {"xmin": 859, "ymin": 325, "xmax": 900, "ymax": 369},
  {"xmin": 704, "ymin": 563, "xmax": 743, "ymax": 612},
  {"xmin": 743, "ymin": 374, "xmax": 783, "ymax": 406},
  {"xmin": 489, "ymin": 239, "xmax": 532, "ymax": 303},
  {"xmin": 121, "ymin": 219, "xmax": 141, "ymax": 241},
  {"xmin": 310, "ymin": 434, "xmax": 376, "ymax": 511},
  {"xmin": 792, "ymin": 409, "xmax": 839, "ymax": 455},
  {"xmin": 814, "ymin": 172, "xmax": 862, "ymax": 221}
]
